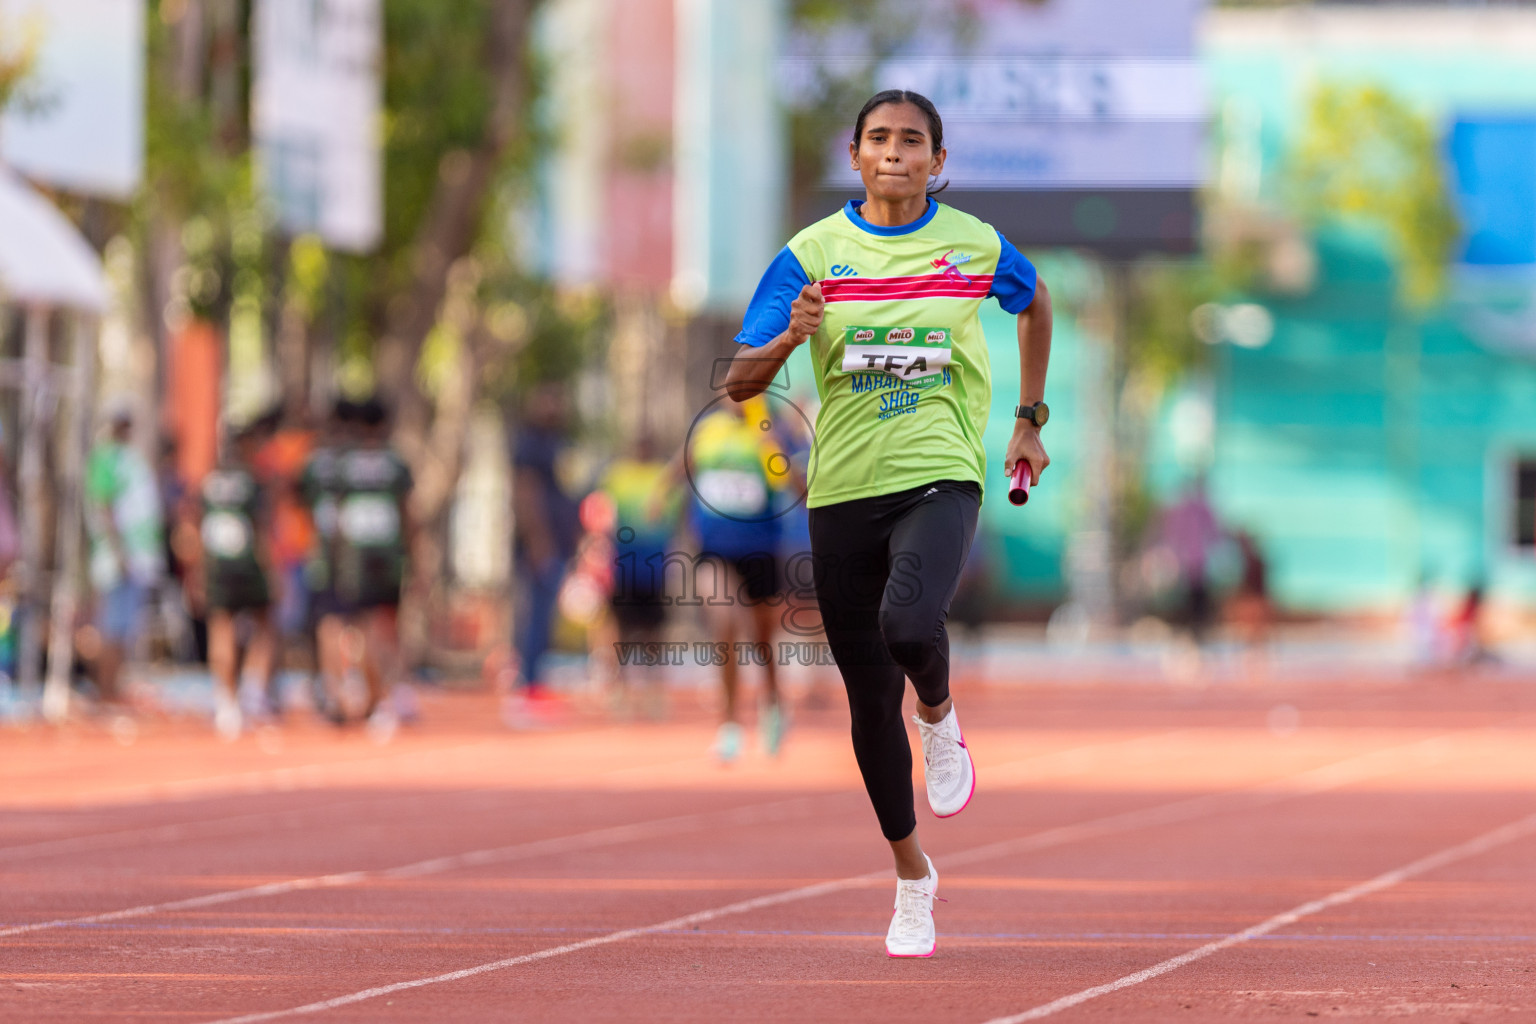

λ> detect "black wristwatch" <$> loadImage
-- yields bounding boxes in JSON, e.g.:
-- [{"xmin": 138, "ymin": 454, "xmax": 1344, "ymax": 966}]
[{"xmin": 1015, "ymin": 401, "xmax": 1050, "ymax": 428}]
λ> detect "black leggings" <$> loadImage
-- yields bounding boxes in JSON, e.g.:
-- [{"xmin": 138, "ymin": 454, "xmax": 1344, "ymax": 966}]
[{"xmin": 809, "ymin": 480, "xmax": 981, "ymax": 841}]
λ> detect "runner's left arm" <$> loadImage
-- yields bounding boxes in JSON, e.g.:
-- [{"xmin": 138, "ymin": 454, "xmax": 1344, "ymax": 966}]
[
  {"xmin": 986, "ymin": 231, "xmax": 1052, "ymax": 486},
  {"xmin": 1004, "ymin": 278, "xmax": 1052, "ymax": 485}
]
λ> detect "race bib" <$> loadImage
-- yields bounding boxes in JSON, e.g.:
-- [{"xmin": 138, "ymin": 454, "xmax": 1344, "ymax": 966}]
[
  {"xmin": 339, "ymin": 493, "xmax": 401, "ymax": 545},
  {"xmin": 841, "ymin": 326, "xmax": 952, "ymax": 386},
  {"xmin": 202, "ymin": 511, "xmax": 251, "ymax": 559},
  {"xmin": 695, "ymin": 469, "xmax": 768, "ymax": 517}
]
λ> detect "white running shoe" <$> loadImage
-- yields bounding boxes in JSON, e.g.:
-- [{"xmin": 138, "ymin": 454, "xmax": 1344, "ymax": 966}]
[
  {"xmin": 758, "ymin": 699, "xmax": 787, "ymax": 758},
  {"xmin": 885, "ymin": 854, "xmax": 939, "ymax": 958},
  {"xmin": 213, "ymin": 694, "xmax": 243, "ymax": 742},
  {"xmin": 914, "ymin": 706, "xmax": 975, "ymax": 817}
]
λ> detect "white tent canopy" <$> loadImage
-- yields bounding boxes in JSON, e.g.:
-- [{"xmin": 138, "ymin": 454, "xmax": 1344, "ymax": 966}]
[{"xmin": 0, "ymin": 165, "xmax": 109, "ymax": 313}]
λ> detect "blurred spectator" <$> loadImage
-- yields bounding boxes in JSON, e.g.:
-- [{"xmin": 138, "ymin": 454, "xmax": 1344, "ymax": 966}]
[
  {"xmin": 1444, "ymin": 582, "xmax": 1496, "ymax": 667},
  {"xmin": 252, "ymin": 410, "xmax": 319, "ymax": 659},
  {"xmin": 509, "ymin": 384, "xmax": 582, "ymax": 702},
  {"xmin": 0, "ymin": 577, "xmax": 15, "ymax": 689},
  {"xmin": 0, "ymin": 428, "xmax": 16, "ymax": 690},
  {"xmin": 83, "ymin": 403, "xmax": 165, "ymax": 707},
  {"xmin": 156, "ymin": 434, "xmax": 202, "ymax": 662},
  {"xmin": 1406, "ymin": 575, "xmax": 1442, "ymax": 670},
  {"xmin": 1227, "ymin": 529, "xmax": 1272, "ymax": 648},
  {"xmin": 0, "ymin": 425, "xmax": 19, "ymax": 578},
  {"xmin": 332, "ymin": 397, "xmax": 414, "ymax": 733},
  {"xmin": 1155, "ymin": 476, "xmax": 1226, "ymax": 643}
]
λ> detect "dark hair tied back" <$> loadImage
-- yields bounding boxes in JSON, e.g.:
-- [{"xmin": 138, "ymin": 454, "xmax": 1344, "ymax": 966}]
[{"xmin": 851, "ymin": 89, "xmax": 949, "ymax": 198}]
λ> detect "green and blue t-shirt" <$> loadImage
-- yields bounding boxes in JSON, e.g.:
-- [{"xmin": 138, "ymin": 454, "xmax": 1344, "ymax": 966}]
[
  {"xmin": 688, "ymin": 408, "xmax": 780, "ymax": 557},
  {"xmin": 736, "ymin": 199, "xmax": 1037, "ymax": 508},
  {"xmin": 602, "ymin": 458, "xmax": 679, "ymax": 564}
]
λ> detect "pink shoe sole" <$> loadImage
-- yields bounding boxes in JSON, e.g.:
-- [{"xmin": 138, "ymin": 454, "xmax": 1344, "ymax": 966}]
[
  {"xmin": 933, "ymin": 740, "xmax": 976, "ymax": 819},
  {"xmin": 886, "ymin": 944, "xmax": 937, "ymax": 958}
]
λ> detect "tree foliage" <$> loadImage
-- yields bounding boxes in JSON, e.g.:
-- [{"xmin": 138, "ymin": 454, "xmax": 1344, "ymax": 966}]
[
  {"xmin": 0, "ymin": 12, "xmax": 44, "ymax": 117},
  {"xmin": 1289, "ymin": 82, "xmax": 1459, "ymax": 308},
  {"xmin": 784, "ymin": 0, "xmax": 919, "ymax": 225}
]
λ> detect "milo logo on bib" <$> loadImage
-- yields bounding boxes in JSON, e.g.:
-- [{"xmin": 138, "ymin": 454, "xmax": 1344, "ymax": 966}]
[{"xmin": 841, "ymin": 326, "xmax": 951, "ymax": 386}]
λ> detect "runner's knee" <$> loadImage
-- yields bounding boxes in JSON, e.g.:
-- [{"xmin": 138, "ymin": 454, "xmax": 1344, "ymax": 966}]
[{"xmin": 879, "ymin": 603, "xmax": 940, "ymax": 669}]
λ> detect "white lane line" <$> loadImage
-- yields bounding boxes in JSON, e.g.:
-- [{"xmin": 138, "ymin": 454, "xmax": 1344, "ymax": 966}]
[
  {"xmin": 0, "ymin": 729, "xmax": 1186, "ymax": 900},
  {"xmin": 0, "ymin": 749, "xmax": 723, "ymax": 863},
  {"xmin": 0, "ymin": 796, "xmax": 826, "ymax": 939},
  {"xmin": 0, "ymin": 738, "xmax": 517, "ymax": 809},
  {"xmin": 1, "ymin": 725, "xmax": 689, "ymax": 810},
  {"xmin": 195, "ymin": 729, "xmax": 1483, "ymax": 1023},
  {"xmin": 980, "ymin": 729, "xmax": 1197, "ymax": 782},
  {"xmin": 978, "ymin": 808, "xmax": 1536, "ymax": 1023},
  {"xmin": 202, "ymin": 874, "xmax": 873, "ymax": 1024},
  {"xmin": 938, "ymin": 727, "xmax": 1461, "ymax": 872},
  {"xmin": 0, "ymin": 793, "xmax": 486, "ymax": 865}
]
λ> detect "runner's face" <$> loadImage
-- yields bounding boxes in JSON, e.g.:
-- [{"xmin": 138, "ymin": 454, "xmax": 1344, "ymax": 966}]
[{"xmin": 850, "ymin": 102, "xmax": 946, "ymax": 203}]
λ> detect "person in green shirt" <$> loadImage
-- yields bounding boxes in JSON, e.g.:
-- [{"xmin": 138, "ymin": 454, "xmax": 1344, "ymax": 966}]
[
  {"xmin": 84, "ymin": 404, "xmax": 165, "ymax": 708},
  {"xmin": 598, "ymin": 437, "xmax": 681, "ymax": 718}
]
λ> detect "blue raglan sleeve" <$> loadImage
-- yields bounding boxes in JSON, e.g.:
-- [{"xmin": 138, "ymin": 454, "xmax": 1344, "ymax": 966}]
[
  {"xmin": 989, "ymin": 230, "xmax": 1038, "ymax": 314},
  {"xmin": 734, "ymin": 246, "xmax": 811, "ymax": 348}
]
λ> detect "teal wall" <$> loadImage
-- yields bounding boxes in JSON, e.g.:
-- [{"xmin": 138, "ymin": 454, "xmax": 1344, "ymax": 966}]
[
  {"xmin": 1181, "ymin": 31, "xmax": 1536, "ymax": 612},
  {"xmin": 1171, "ymin": 235, "xmax": 1536, "ymax": 612},
  {"xmin": 976, "ymin": 273, "xmax": 1078, "ymax": 604}
]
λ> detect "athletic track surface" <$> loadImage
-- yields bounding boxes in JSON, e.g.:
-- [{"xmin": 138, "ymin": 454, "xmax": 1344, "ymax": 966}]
[{"xmin": 3, "ymin": 670, "xmax": 1535, "ymax": 1022}]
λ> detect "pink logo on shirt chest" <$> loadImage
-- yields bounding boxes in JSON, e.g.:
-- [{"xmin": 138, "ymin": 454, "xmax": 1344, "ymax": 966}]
[{"xmin": 930, "ymin": 250, "xmax": 974, "ymax": 284}]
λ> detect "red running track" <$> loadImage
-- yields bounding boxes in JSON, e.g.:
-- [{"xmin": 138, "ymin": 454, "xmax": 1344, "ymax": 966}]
[{"xmin": 2, "ymin": 671, "xmax": 1536, "ymax": 1022}]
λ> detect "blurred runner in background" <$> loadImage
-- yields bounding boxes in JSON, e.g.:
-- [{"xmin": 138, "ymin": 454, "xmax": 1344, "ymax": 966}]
[
  {"xmin": 666, "ymin": 395, "xmax": 787, "ymax": 762},
  {"xmin": 252, "ymin": 408, "xmax": 319, "ymax": 677},
  {"xmin": 332, "ymin": 398, "xmax": 414, "ymax": 734},
  {"xmin": 0, "ymin": 427, "xmax": 18, "ymax": 693},
  {"xmin": 156, "ymin": 434, "xmax": 203, "ymax": 663},
  {"xmin": 1228, "ymin": 529, "xmax": 1272, "ymax": 663},
  {"xmin": 299, "ymin": 399, "xmax": 353, "ymax": 723},
  {"xmin": 84, "ymin": 402, "xmax": 165, "ymax": 711},
  {"xmin": 199, "ymin": 422, "xmax": 277, "ymax": 739},
  {"xmin": 601, "ymin": 437, "xmax": 680, "ymax": 719},
  {"xmin": 772, "ymin": 399, "xmax": 838, "ymax": 710}
]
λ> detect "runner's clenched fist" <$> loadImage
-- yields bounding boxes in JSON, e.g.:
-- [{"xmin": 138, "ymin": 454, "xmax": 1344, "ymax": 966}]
[{"xmin": 787, "ymin": 283, "xmax": 824, "ymax": 346}]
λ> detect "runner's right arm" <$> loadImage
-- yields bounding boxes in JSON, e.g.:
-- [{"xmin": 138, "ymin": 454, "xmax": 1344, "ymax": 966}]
[
  {"xmin": 723, "ymin": 246, "xmax": 822, "ymax": 402},
  {"xmin": 724, "ymin": 283, "xmax": 823, "ymax": 401}
]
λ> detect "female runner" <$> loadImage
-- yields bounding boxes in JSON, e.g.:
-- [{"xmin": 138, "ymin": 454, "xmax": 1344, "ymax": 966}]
[{"xmin": 723, "ymin": 90, "xmax": 1053, "ymax": 957}]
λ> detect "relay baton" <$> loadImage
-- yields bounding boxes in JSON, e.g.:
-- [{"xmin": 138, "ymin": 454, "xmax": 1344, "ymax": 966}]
[{"xmin": 1008, "ymin": 463, "xmax": 1031, "ymax": 506}]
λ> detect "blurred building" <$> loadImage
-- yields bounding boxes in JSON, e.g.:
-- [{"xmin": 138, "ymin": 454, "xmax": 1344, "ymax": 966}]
[
  {"xmin": 526, "ymin": 0, "xmax": 785, "ymax": 448},
  {"xmin": 1155, "ymin": 5, "xmax": 1536, "ymax": 616}
]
